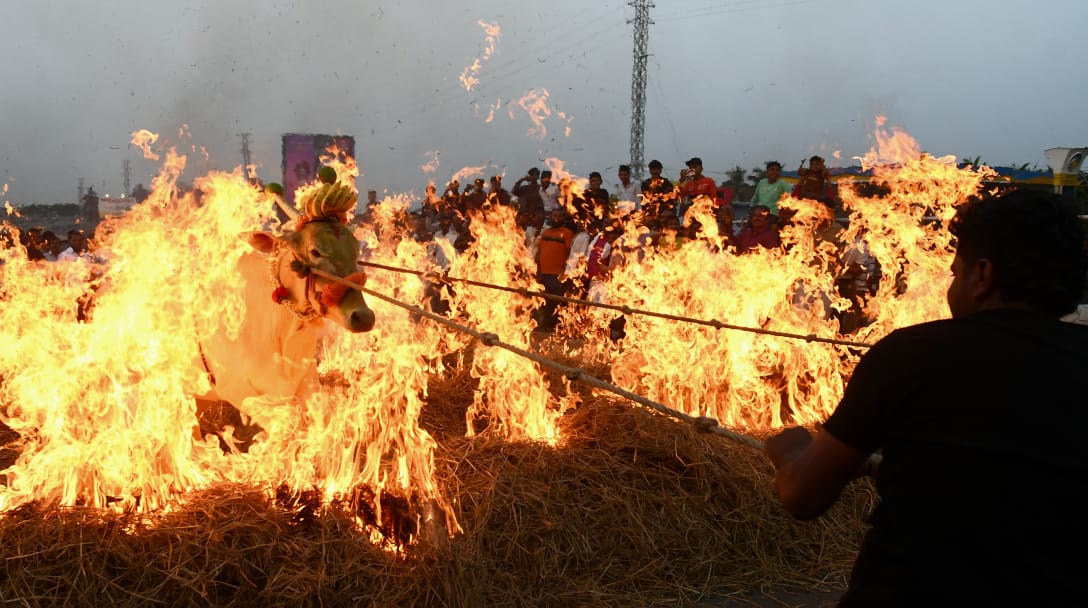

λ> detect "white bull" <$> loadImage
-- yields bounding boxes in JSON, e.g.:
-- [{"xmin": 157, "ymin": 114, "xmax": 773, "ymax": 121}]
[{"xmin": 195, "ymin": 217, "xmax": 374, "ymax": 449}]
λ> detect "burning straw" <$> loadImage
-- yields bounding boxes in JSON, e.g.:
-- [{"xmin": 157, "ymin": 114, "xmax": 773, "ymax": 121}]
[{"xmin": 1, "ymin": 384, "xmax": 874, "ymax": 607}]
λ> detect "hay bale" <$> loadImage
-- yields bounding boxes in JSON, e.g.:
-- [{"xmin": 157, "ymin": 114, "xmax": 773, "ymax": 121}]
[
  {"xmin": 0, "ymin": 486, "xmax": 428, "ymax": 608},
  {"xmin": 0, "ymin": 394, "xmax": 874, "ymax": 607},
  {"xmin": 433, "ymin": 400, "xmax": 872, "ymax": 606}
]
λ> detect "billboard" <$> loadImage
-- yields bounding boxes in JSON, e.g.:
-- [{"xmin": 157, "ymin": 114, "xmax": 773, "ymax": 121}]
[{"xmin": 281, "ymin": 134, "xmax": 356, "ymax": 206}]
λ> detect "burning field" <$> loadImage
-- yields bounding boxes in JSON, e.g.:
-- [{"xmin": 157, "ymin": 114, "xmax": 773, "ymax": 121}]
[{"xmin": 1, "ymin": 125, "xmax": 995, "ymax": 606}]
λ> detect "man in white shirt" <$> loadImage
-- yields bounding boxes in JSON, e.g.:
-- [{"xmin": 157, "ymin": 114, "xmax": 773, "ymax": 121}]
[
  {"xmin": 613, "ymin": 164, "xmax": 640, "ymax": 213},
  {"xmin": 57, "ymin": 229, "xmax": 88, "ymax": 262},
  {"xmin": 539, "ymin": 170, "xmax": 560, "ymax": 217}
]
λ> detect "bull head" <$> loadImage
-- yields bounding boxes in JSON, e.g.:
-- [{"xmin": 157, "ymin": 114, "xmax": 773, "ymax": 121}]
[{"xmin": 248, "ymin": 220, "xmax": 375, "ymax": 333}]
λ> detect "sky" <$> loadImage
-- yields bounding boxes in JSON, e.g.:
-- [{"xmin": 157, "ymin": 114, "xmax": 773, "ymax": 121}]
[{"xmin": 2, "ymin": 0, "xmax": 1086, "ymax": 205}]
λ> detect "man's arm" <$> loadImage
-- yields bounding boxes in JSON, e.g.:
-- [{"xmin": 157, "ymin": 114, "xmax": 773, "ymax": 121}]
[{"xmin": 765, "ymin": 426, "xmax": 871, "ymax": 520}]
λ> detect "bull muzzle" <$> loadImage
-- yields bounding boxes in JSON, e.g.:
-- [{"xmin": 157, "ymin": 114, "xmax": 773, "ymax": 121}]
[
  {"xmin": 319, "ymin": 271, "xmax": 375, "ymax": 333},
  {"xmin": 349, "ymin": 306, "xmax": 376, "ymax": 332}
]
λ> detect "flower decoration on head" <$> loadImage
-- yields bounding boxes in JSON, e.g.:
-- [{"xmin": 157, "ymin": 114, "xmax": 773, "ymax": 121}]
[{"xmin": 272, "ymin": 286, "xmax": 290, "ymax": 304}]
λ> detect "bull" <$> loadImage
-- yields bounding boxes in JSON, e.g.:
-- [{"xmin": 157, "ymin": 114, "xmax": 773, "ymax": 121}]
[{"xmin": 195, "ymin": 182, "xmax": 374, "ymax": 450}]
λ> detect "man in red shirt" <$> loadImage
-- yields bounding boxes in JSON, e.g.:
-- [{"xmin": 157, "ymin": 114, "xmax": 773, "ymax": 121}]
[{"xmin": 734, "ymin": 204, "xmax": 781, "ymax": 253}]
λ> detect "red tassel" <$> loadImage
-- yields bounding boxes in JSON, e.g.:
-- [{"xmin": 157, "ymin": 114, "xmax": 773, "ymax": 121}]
[
  {"xmin": 272, "ymin": 286, "xmax": 290, "ymax": 303},
  {"xmin": 320, "ymin": 271, "xmax": 367, "ymax": 308}
]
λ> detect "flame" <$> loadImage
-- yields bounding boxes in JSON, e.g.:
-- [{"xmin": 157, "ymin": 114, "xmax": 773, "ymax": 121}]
[
  {"xmin": 603, "ymin": 119, "xmax": 990, "ymax": 431},
  {"xmin": 448, "ymin": 164, "xmax": 490, "ymax": 187},
  {"xmin": 515, "ymin": 89, "xmax": 574, "ymax": 139},
  {"xmin": 459, "ymin": 20, "xmax": 502, "ymax": 92},
  {"xmin": 130, "ymin": 130, "xmax": 160, "ymax": 161},
  {"xmin": 289, "ymin": 140, "xmax": 362, "ymax": 216},
  {"xmin": 0, "ymin": 135, "xmax": 455, "ymax": 544},
  {"xmin": 483, "ymin": 98, "xmax": 503, "ymax": 123},
  {"xmin": 419, "ymin": 150, "xmax": 441, "ymax": 174},
  {"xmin": 452, "ymin": 205, "xmax": 564, "ymax": 442},
  {"xmin": 1, "ymin": 118, "xmax": 993, "ymax": 548}
]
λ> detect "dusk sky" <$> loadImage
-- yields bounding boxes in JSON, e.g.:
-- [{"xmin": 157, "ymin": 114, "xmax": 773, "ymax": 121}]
[{"xmin": 2, "ymin": 0, "xmax": 1085, "ymax": 205}]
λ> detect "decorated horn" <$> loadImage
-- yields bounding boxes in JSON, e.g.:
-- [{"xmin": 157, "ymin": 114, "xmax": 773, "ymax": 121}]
[{"xmin": 273, "ymin": 195, "xmax": 300, "ymax": 222}]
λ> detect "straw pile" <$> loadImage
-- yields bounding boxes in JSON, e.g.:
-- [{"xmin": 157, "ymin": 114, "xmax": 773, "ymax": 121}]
[{"xmin": 0, "ymin": 361, "xmax": 876, "ymax": 607}]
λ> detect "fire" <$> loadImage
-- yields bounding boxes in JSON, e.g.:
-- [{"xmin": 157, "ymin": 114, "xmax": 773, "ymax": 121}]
[
  {"xmin": 0, "ymin": 135, "xmax": 455, "ymax": 544},
  {"xmin": 448, "ymin": 163, "xmax": 490, "ymax": 187},
  {"xmin": 451, "ymin": 205, "xmax": 566, "ymax": 442},
  {"xmin": 131, "ymin": 129, "xmax": 160, "ymax": 161},
  {"xmin": 603, "ymin": 119, "xmax": 990, "ymax": 431},
  {"xmin": 460, "ymin": 20, "xmax": 502, "ymax": 92},
  {"xmin": 1, "ymin": 118, "xmax": 992, "ymax": 547},
  {"xmin": 515, "ymin": 88, "xmax": 574, "ymax": 139},
  {"xmin": 419, "ymin": 150, "xmax": 441, "ymax": 174},
  {"xmin": 483, "ymin": 98, "xmax": 503, "ymax": 123}
]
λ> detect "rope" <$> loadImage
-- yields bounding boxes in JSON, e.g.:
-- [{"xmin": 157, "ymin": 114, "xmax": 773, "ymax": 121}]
[
  {"xmin": 310, "ymin": 268, "xmax": 765, "ymax": 450},
  {"xmin": 356, "ymin": 259, "xmax": 873, "ymax": 349},
  {"xmin": 314, "ymin": 268, "xmax": 884, "ymax": 473}
]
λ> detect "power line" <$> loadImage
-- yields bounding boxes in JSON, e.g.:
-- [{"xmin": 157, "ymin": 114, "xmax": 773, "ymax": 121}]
[
  {"xmin": 357, "ymin": 11, "xmax": 620, "ymax": 123},
  {"xmin": 655, "ymin": 0, "xmax": 815, "ymax": 21}
]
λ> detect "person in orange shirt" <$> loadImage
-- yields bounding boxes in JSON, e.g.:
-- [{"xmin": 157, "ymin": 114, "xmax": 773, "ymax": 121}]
[
  {"xmin": 678, "ymin": 157, "xmax": 726, "ymax": 235},
  {"xmin": 535, "ymin": 207, "xmax": 576, "ymax": 332}
]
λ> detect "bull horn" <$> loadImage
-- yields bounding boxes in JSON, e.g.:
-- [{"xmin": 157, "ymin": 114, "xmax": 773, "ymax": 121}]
[{"xmin": 272, "ymin": 194, "xmax": 300, "ymax": 222}]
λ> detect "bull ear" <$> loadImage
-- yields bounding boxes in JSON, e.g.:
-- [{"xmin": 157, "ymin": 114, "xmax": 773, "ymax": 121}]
[{"xmin": 245, "ymin": 231, "xmax": 279, "ymax": 253}]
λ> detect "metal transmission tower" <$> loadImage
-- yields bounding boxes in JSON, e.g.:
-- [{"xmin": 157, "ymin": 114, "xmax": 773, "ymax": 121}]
[
  {"xmin": 122, "ymin": 160, "xmax": 131, "ymax": 197},
  {"xmin": 239, "ymin": 132, "xmax": 253, "ymax": 182},
  {"xmin": 627, "ymin": 0, "xmax": 653, "ymax": 180}
]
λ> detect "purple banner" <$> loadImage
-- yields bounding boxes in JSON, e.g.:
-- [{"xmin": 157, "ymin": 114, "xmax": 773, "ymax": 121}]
[
  {"xmin": 282, "ymin": 134, "xmax": 317, "ymax": 207},
  {"xmin": 281, "ymin": 134, "xmax": 357, "ymax": 206}
]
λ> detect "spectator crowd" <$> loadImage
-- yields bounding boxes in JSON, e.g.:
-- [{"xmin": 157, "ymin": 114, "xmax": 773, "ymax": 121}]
[{"xmin": 356, "ymin": 154, "xmax": 885, "ymax": 335}]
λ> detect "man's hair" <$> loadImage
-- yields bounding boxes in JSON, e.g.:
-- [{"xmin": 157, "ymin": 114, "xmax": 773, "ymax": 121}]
[
  {"xmin": 950, "ymin": 188, "xmax": 1086, "ymax": 317},
  {"xmin": 647, "ymin": 159, "xmax": 663, "ymax": 169},
  {"xmin": 541, "ymin": 170, "xmax": 553, "ymax": 178},
  {"xmin": 589, "ymin": 171, "xmax": 602, "ymax": 180},
  {"xmin": 809, "ymin": 155, "xmax": 824, "ymax": 164},
  {"xmin": 766, "ymin": 161, "xmax": 782, "ymax": 170},
  {"xmin": 528, "ymin": 167, "xmax": 540, "ymax": 177},
  {"xmin": 618, "ymin": 164, "xmax": 631, "ymax": 173}
]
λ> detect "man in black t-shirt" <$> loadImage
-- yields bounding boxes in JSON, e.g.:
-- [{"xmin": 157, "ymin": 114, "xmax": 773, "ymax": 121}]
[
  {"xmin": 639, "ymin": 159, "xmax": 675, "ymax": 228},
  {"xmin": 765, "ymin": 189, "xmax": 1088, "ymax": 607}
]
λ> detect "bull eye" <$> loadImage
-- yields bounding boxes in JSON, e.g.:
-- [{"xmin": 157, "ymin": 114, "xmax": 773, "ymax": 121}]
[{"xmin": 309, "ymin": 248, "xmax": 323, "ymax": 259}]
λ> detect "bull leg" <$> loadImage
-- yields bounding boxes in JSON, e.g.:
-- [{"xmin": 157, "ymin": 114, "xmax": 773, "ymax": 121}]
[
  {"xmin": 194, "ymin": 398, "xmax": 264, "ymax": 454},
  {"xmin": 0, "ymin": 419, "xmax": 19, "ymax": 486}
]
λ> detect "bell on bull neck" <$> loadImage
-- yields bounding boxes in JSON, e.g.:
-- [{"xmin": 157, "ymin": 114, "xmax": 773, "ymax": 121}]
[{"xmin": 267, "ymin": 246, "xmax": 323, "ymax": 323}]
